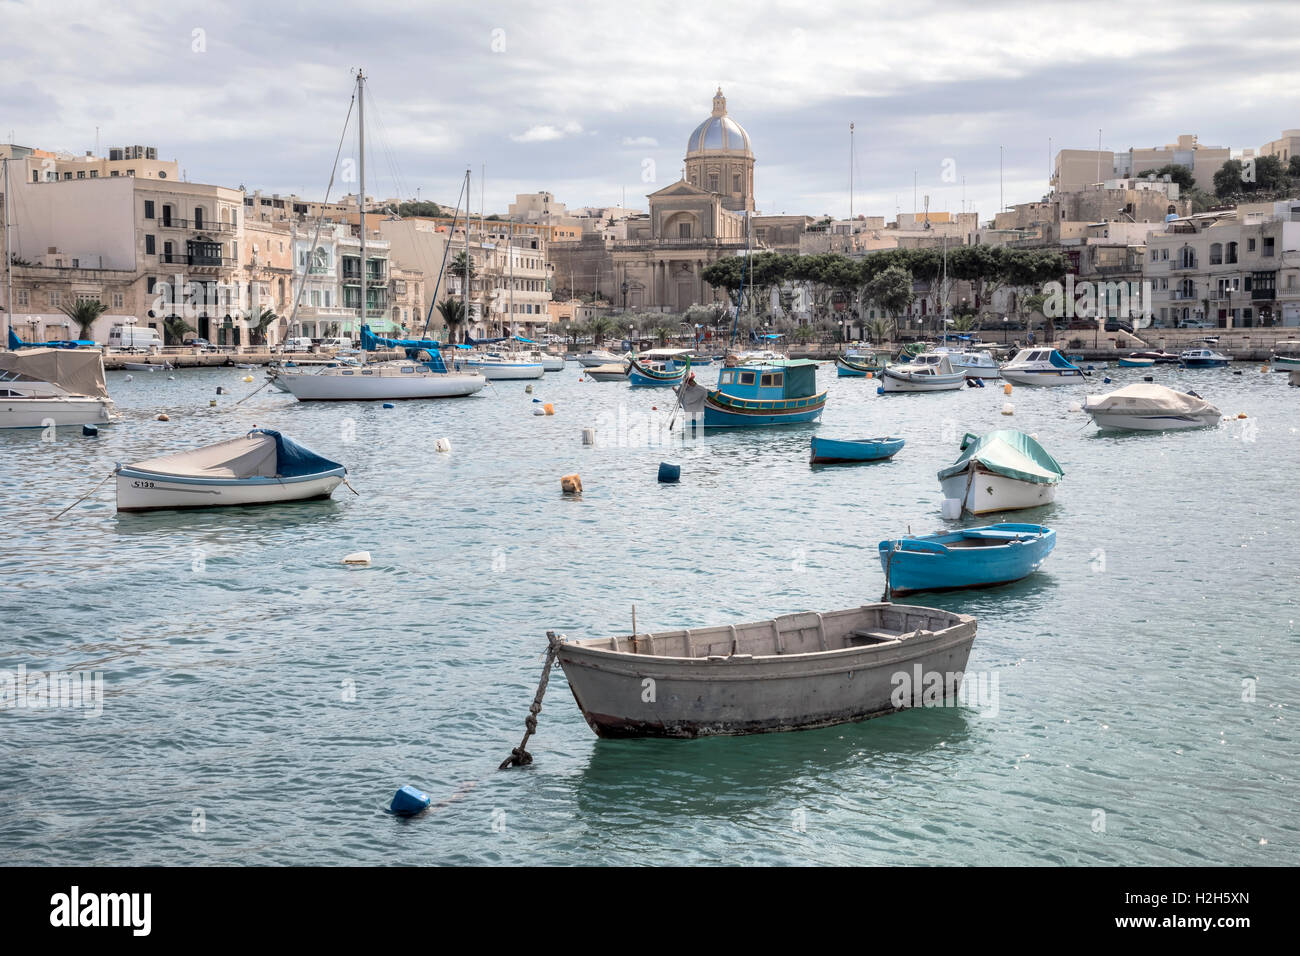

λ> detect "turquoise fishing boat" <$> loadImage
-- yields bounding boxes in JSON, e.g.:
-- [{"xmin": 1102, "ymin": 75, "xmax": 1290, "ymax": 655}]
[
  {"xmin": 835, "ymin": 350, "xmax": 891, "ymax": 377},
  {"xmin": 878, "ymin": 523, "xmax": 1056, "ymax": 596},
  {"xmin": 628, "ymin": 354, "xmax": 689, "ymax": 387},
  {"xmin": 677, "ymin": 359, "xmax": 827, "ymax": 428},
  {"xmin": 810, "ymin": 436, "xmax": 904, "ymax": 464}
]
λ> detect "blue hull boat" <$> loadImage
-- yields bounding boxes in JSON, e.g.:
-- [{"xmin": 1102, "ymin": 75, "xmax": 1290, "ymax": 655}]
[
  {"xmin": 810, "ymin": 436, "xmax": 904, "ymax": 464},
  {"xmin": 628, "ymin": 356, "xmax": 688, "ymax": 387},
  {"xmin": 878, "ymin": 523, "xmax": 1056, "ymax": 596},
  {"xmin": 677, "ymin": 359, "xmax": 827, "ymax": 428}
]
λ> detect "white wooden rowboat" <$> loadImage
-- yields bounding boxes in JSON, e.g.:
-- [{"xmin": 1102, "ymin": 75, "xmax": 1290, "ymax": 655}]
[{"xmin": 550, "ymin": 603, "xmax": 977, "ymax": 738}]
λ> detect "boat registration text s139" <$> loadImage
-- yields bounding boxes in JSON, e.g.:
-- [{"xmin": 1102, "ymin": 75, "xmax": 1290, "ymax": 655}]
[{"xmin": 131, "ymin": 480, "xmax": 155, "ymax": 489}]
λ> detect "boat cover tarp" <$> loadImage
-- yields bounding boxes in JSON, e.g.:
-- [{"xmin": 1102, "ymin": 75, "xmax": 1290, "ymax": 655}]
[
  {"xmin": 937, "ymin": 429, "xmax": 1064, "ymax": 485},
  {"xmin": 465, "ymin": 333, "xmax": 509, "ymax": 346},
  {"xmin": 0, "ymin": 347, "xmax": 109, "ymax": 397},
  {"xmin": 125, "ymin": 429, "xmax": 343, "ymax": 479},
  {"xmin": 361, "ymin": 324, "xmax": 443, "ymax": 353},
  {"xmin": 1084, "ymin": 383, "xmax": 1219, "ymax": 417},
  {"xmin": 772, "ymin": 359, "xmax": 818, "ymax": 397},
  {"xmin": 678, "ymin": 378, "xmax": 709, "ymax": 414}
]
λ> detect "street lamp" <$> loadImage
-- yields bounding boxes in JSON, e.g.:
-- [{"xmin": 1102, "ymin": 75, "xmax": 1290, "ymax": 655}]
[
  {"xmin": 621, "ymin": 280, "xmax": 628, "ymax": 312},
  {"xmin": 1002, "ymin": 316, "xmax": 1009, "ymax": 345}
]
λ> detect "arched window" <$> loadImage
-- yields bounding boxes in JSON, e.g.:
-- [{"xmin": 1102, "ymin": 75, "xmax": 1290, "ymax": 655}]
[{"xmin": 1226, "ymin": 241, "xmax": 1238, "ymax": 264}]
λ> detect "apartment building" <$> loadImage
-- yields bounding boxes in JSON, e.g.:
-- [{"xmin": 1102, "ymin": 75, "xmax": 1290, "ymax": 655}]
[
  {"xmin": 1144, "ymin": 201, "xmax": 1300, "ymax": 327},
  {"xmin": 1, "ymin": 143, "xmax": 179, "ymax": 184}
]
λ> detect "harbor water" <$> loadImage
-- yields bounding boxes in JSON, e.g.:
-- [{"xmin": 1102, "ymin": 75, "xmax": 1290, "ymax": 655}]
[{"xmin": 2, "ymin": 361, "xmax": 1297, "ymax": 865}]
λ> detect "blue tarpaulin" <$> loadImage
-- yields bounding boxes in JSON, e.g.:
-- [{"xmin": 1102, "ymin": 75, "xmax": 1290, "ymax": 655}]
[
  {"xmin": 7, "ymin": 328, "xmax": 95, "ymax": 350},
  {"xmin": 248, "ymin": 429, "xmax": 345, "ymax": 478}
]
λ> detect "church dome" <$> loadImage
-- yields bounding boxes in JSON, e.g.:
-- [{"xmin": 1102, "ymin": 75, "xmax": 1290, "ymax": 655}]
[{"xmin": 686, "ymin": 88, "xmax": 751, "ymax": 155}]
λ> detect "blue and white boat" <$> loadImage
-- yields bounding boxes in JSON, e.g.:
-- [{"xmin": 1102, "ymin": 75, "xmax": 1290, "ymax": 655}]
[
  {"xmin": 677, "ymin": 359, "xmax": 827, "ymax": 427},
  {"xmin": 115, "ymin": 429, "xmax": 346, "ymax": 512},
  {"xmin": 836, "ymin": 349, "xmax": 891, "ymax": 377},
  {"xmin": 1179, "ymin": 348, "xmax": 1230, "ymax": 368},
  {"xmin": 628, "ymin": 354, "xmax": 689, "ymax": 387},
  {"xmin": 810, "ymin": 436, "xmax": 904, "ymax": 464},
  {"xmin": 999, "ymin": 348, "xmax": 1085, "ymax": 386},
  {"xmin": 878, "ymin": 523, "xmax": 1056, "ymax": 596},
  {"xmin": 880, "ymin": 352, "xmax": 966, "ymax": 392}
]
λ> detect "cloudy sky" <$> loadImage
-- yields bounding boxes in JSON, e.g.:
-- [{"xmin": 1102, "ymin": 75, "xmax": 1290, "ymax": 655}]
[{"xmin": 3, "ymin": 0, "xmax": 1299, "ymax": 222}]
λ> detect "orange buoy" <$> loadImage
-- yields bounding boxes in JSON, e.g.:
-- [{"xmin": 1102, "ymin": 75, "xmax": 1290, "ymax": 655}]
[
  {"xmin": 866, "ymin": 372, "xmax": 873, "ymax": 379},
  {"xmin": 544, "ymin": 403, "xmax": 555, "ymax": 415},
  {"xmin": 1003, "ymin": 383, "xmax": 1013, "ymax": 395}
]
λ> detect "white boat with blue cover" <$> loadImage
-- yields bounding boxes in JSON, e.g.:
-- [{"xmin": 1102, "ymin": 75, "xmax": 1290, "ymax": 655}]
[
  {"xmin": 115, "ymin": 429, "xmax": 346, "ymax": 512},
  {"xmin": 999, "ymin": 348, "xmax": 1085, "ymax": 386},
  {"xmin": 878, "ymin": 524, "xmax": 1056, "ymax": 596}
]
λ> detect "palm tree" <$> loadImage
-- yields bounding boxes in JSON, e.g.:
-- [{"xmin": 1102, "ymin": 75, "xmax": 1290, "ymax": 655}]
[
  {"xmin": 792, "ymin": 324, "xmax": 815, "ymax": 345},
  {"xmin": 587, "ymin": 314, "xmax": 616, "ymax": 346},
  {"xmin": 950, "ymin": 314, "xmax": 978, "ymax": 333},
  {"xmin": 652, "ymin": 325, "xmax": 673, "ymax": 347},
  {"xmin": 163, "ymin": 315, "xmax": 195, "ymax": 346},
  {"xmin": 867, "ymin": 316, "xmax": 896, "ymax": 345},
  {"xmin": 248, "ymin": 308, "xmax": 277, "ymax": 347},
  {"xmin": 437, "ymin": 298, "xmax": 467, "ymax": 344},
  {"xmin": 60, "ymin": 300, "xmax": 108, "ymax": 340}
]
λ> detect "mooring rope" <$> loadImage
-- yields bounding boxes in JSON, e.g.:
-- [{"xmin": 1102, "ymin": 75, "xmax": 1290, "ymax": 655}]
[
  {"xmin": 341, "ymin": 477, "xmax": 360, "ymax": 496},
  {"xmin": 499, "ymin": 635, "xmax": 560, "ymax": 769},
  {"xmin": 52, "ymin": 471, "xmax": 114, "ymax": 519}
]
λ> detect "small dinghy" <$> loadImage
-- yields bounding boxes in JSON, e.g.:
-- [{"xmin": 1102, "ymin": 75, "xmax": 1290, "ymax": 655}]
[
  {"xmin": 115, "ymin": 429, "xmax": 346, "ymax": 512},
  {"xmin": 878, "ymin": 523, "xmax": 1056, "ymax": 596},
  {"xmin": 1117, "ymin": 355, "xmax": 1155, "ymax": 368},
  {"xmin": 937, "ymin": 429, "xmax": 1064, "ymax": 515},
  {"xmin": 547, "ymin": 603, "xmax": 976, "ymax": 738},
  {"xmin": 583, "ymin": 362, "xmax": 628, "ymax": 382},
  {"xmin": 810, "ymin": 435, "xmax": 904, "ymax": 464},
  {"xmin": 1083, "ymin": 383, "xmax": 1221, "ymax": 431}
]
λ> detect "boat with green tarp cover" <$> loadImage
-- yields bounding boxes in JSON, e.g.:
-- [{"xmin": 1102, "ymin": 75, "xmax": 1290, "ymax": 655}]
[
  {"xmin": 937, "ymin": 429, "xmax": 1064, "ymax": 515},
  {"xmin": 677, "ymin": 358, "xmax": 827, "ymax": 427}
]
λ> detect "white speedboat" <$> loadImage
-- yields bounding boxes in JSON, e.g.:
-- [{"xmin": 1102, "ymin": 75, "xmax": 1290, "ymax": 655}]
[
  {"xmin": 464, "ymin": 350, "xmax": 545, "ymax": 380},
  {"xmin": 1000, "ymin": 348, "xmax": 1085, "ymax": 386},
  {"xmin": 1083, "ymin": 383, "xmax": 1221, "ymax": 431},
  {"xmin": 937, "ymin": 429, "xmax": 1064, "ymax": 515},
  {"xmin": 534, "ymin": 351, "xmax": 567, "ymax": 372},
  {"xmin": 1179, "ymin": 348, "xmax": 1230, "ymax": 369},
  {"xmin": 115, "ymin": 428, "xmax": 345, "ymax": 512},
  {"xmin": 1269, "ymin": 340, "xmax": 1300, "ymax": 370},
  {"xmin": 935, "ymin": 348, "xmax": 1001, "ymax": 379},
  {"xmin": 0, "ymin": 348, "xmax": 119, "ymax": 428},
  {"xmin": 880, "ymin": 353, "xmax": 966, "ymax": 392},
  {"xmin": 123, "ymin": 360, "xmax": 173, "ymax": 372},
  {"xmin": 277, "ymin": 360, "xmax": 485, "ymax": 400},
  {"xmin": 583, "ymin": 362, "xmax": 628, "ymax": 382},
  {"xmin": 577, "ymin": 349, "xmax": 621, "ymax": 367}
]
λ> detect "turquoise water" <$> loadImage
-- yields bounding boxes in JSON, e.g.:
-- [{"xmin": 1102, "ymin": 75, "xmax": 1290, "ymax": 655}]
[{"xmin": 2, "ymin": 361, "xmax": 1297, "ymax": 865}]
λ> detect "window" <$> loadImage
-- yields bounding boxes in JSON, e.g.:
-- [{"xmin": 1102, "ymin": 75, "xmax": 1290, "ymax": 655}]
[
  {"xmin": 76, "ymin": 292, "xmax": 98, "ymax": 304},
  {"xmin": 77, "ymin": 171, "xmax": 85, "ymax": 179},
  {"xmin": 733, "ymin": 174, "xmax": 741, "ymax": 193},
  {"xmin": 1151, "ymin": 249, "xmax": 1158, "ymax": 261},
  {"xmin": 708, "ymin": 174, "xmax": 719, "ymax": 192},
  {"xmin": 1288, "ymin": 274, "xmax": 1297, "ymax": 289},
  {"xmin": 147, "ymin": 277, "xmax": 157, "ymax": 294},
  {"xmin": 1179, "ymin": 247, "xmax": 1196, "ymax": 269},
  {"xmin": 158, "ymin": 171, "xmax": 166, "ymax": 179},
  {"xmin": 63, "ymin": 172, "xmax": 72, "ymax": 180},
  {"xmin": 739, "ymin": 371, "xmax": 755, "ymax": 385},
  {"xmin": 193, "ymin": 207, "xmax": 204, "ymax": 229},
  {"xmin": 145, "ymin": 235, "xmax": 156, "ymax": 255},
  {"xmin": 126, "ymin": 170, "xmax": 134, "ymax": 176},
  {"xmin": 1209, "ymin": 243, "xmax": 1222, "ymax": 265},
  {"xmin": 1247, "ymin": 238, "xmax": 1256, "ymax": 252},
  {"xmin": 50, "ymin": 291, "xmax": 61, "ymax": 307},
  {"xmin": 111, "ymin": 292, "xmax": 123, "ymax": 310},
  {"xmin": 1227, "ymin": 242, "xmax": 1238, "ymax": 263},
  {"xmin": 678, "ymin": 222, "xmax": 692, "ymax": 239},
  {"xmin": 89, "ymin": 171, "xmax": 97, "ymax": 178},
  {"xmin": 1263, "ymin": 237, "xmax": 1275, "ymax": 257},
  {"xmin": 1161, "ymin": 248, "xmax": 1168, "ymax": 260},
  {"xmin": 16, "ymin": 290, "xmax": 28, "ymax": 307},
  {"xmin": 144, "ymin": 200, "xmax": 155, "ymax": 219}
]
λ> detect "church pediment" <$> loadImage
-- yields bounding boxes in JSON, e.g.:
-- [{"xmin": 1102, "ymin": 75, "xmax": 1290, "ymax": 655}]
[{"xmin": 647, "ymin": 179, "xmax": 714, "ymax": 199}]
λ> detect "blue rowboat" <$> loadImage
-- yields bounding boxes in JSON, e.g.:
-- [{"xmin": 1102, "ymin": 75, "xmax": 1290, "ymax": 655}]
[
  {"xmin": 1117, "ymin": 356, "xmax": 1155, "ymax": 368},
  {"xmin": 810, "ymin": 436, "xmax": 904, "ymax": 464},
  {"xmin": 878, "ymin": 523, "xmax": 1056, "ymax": 596},
  {"xmin": 628, "ymin": 356, "xmax": 688, "ymax": 387}
]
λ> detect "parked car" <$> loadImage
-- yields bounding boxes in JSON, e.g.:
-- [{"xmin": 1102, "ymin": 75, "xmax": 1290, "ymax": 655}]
[
  {"xmin": 187, "ymin": 337, "xmax": 219, "ymax": 352},
  {"xmin": 1104, "ymin": 319, "xmax": 1135, "ymax": 334}
]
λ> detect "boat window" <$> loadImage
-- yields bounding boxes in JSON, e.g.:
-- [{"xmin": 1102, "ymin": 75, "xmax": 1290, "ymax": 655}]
[
  {"xmin": 362, "ymin": 370, "xmax": 374, "ymax": 375},
  {"xmin": 342, "ymin": 370, "xmax": 354, "ymax": 375},
  {"xmin": 720, "ymin": 371, "xmax": 734, "ymax": 384},
  {"xmin": 739, "ymin": 372, "xmax": 755, "ymax": 385},
  {"xmin": 401, "ymin": 366, "xmax": 414, "ymax": 373},
  {"xmin": 760, "ymin": 373, "xmax": 774, "ymax": 386}
]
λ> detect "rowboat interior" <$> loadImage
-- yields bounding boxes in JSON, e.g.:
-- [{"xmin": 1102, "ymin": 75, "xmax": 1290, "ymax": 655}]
[{"xmin": 572, "ymin": 605, "xmax": 967, "ymax": 659}]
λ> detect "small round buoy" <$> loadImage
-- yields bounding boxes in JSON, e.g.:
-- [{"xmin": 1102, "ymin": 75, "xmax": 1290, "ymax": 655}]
[
  {"xmin": 216, "ymin": 386, "xmax": 225, "ymax": 395},
  {"xmin": 435, "ymin": 437, "xmax": 451, "ymax": 453},
  {"xmin": 582, "ymin": 427, "xmax": 595, "ymax": 445},
  {"xmin": 1144, "ymin": 375, "xmax": 1154, "ymax": 382},
  {"xmin": 389, "ymin": 785, "xmax": 431, "ymax": 817},
  {"xmin": 82, "ymin": 424, "xmax": 98, "ymax": 437},
  {"xmin": 657, "ymin": 462, "xmax": 681, "ymax": 483},
  {"xmin": 1068, "ymin": 401, "xmax": 1081, "ymax": 412},
  {"xmin": 168, "ymin": 375, "xmax": 176, "ymax": 381},
  {"xmin": 1003, "ymin": 383, "xmax": 1013, "ymax": 395},
  {"xmin": 1001, "ymin": 403, "xmax": 1014, "ymax": 416},
  {"xmin": 866, "ymin": 372, "xmax": 874, "ymax": 379},
  {"xmin": 156, "ymin": 413, "xmax": 170, "ymax": 421},
  {"xmin": 1237, "ymin": 413, "xmax": 1248, "ymax": 419},
  {"xmin": 124, "ymin": 374, "xmax": 133, "ymax": 382},
  {"xmin": 533, "ymin": 406, "xmax": 545, "ymax": 416},
  {"xmin": 342, "ymin": 551, "xmax": 371, "ymax": 566},
  {"xmin": 876, "ymin": 385, "xmax": 884, "ymax": 395},
  {"xmin": 382, "ymin": 402, "xmax": 395, "ymax": 409},
  {"xmin": 1261, "ymin": 366, "xmax": 1269, "ymax": 373},
  {"xmin": 561, "ymin": 473, "xmax": 582, "ymax": 495},
  {"xmin": 525, "ymin": 384, "xmax": 534, "ymax": 394},
  {"xmin": 544, "ymin": 403, "xmax": 555, "ymax": 415},
  {"xmin": 209, "ymin": 399, "xmax": 217, "ymax": 407},
  {"xmin": 242, "ymin": 375, "xmax": 254, "ymax": 383},
  {"xmin": 1103, "ymin": 376, "xmax": 1112, "ymax": 384}
]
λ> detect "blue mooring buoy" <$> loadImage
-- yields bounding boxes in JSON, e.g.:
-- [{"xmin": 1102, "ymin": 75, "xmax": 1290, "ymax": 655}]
[
  {"xmin": 82, "ymin": 424, "xmax": 98, "ymax": 437},
  {"xmin": 389, "ymin": 784, "xmax": 431, "ymax": 817},
  {"xmin": 382, "ymin": 402, "xmax": 395, "ymax": 409},
  {"xmin": 1103, "ymin": 376, "xmax": 1112, "ymax": 384},
  {"xmin": 658, "ymin": 461, "xmax": 681, "ymax": 483},
  {"xmin": 876, "ymin": 385, "xmax": 885, "ymax": 395}
]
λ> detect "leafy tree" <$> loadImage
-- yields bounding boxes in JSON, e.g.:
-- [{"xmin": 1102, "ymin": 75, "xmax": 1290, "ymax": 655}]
[
  {"xmin": 1290, "ymin": 155, "xmax": 1300, "ymax": 178},
  {"xmin": 60, "ymin": 299, "xmax": 108, "ymax": 340},
  {"xmin": 163, "ymin": 315, "xmax": 195, "ymax": 346},
  {"xmin": 864, "ymin": 265, "xmax": 914, "ymax": 319},
  {"xmin": 394, "ymin": 201, "xmax": 444, "ymax": 218},
  {"xmin": 1141, "ymin": 164, "xmax": 1196, "ymax": 191},
  {"xmin": 792, "ymin": 324, "xmax": 815, "ymax": 345},
  {"xmin": 652, "ymin": 325, "xmax": 673, "ymax": 346},
  {"xmin": 867, "ymin": 316, "xmax": 895, "ymax": 344},
  {"xmin": 587, "ymin": 314, "xmax": 616, "ymax": 346}
]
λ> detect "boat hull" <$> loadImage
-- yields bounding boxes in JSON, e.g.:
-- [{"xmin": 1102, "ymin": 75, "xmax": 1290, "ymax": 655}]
[
  {"xmin": 115, "ymin": 469, "xmax": 344, "ymax": 512},
  {"xmin": 879, "ymin": 526, "xmax": 1055, "ymax": 595},
  {"xmin": 0, "ymin": 397, "xmax": 118, "ymax": 429},
  {"xmin": 556, "ymin": 606, "xmax": 976, "ymax": 738},
  {"xmin": 1000, "ymin": 368, "xmax": 1084, "ymax": 386},
  {"xmin": 1180, "ymin": 359, "xmax": 1229, "ymax": 368},
  {"xmin": 467, "ymin": 362, "xmax": 545, "ymax": 380},
  {"xmin": 584, "ymin": 369, "xmax": 627, "ymax": 382},
  {"xmin": 279, "ymin": 370, "xmax": 485, "ymax": 400},
  {"xmin": 1272, "ymin": 355, "xmax": 1300, "ymax": 369},
  {"xmin": 1117, "ymin": 357, "xmax": 1155, "ymax": 368},
  {"xmin": 880, "ymin": 369, "xmax": 965, "ymax": 392},
  {"xmin": 940, "ymin": 467, "xmax": 1057, "ymax": 515},
  {"xmin": 1085, "ymin": 409, "xmax": 1220, "ymax": 431},
  {"xmin": 810, "ymin": 436, "xmax": 904, "ymax": 464},
  {"xmin": 701, "ymin": 390, "xmax": 826, "ymax": 427}
]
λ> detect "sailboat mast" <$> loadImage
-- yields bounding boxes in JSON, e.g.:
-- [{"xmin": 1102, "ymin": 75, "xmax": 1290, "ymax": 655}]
[
  {"xmin": 508, "ymin": 216, "xmax": 514, "ymax": 339},
  {"xmin": 358, "ymin": 68, "xmax": 366, "ymax": 340},
  {"xmin": 464, "ymin": 168, "xmax": 470, "ymax": 340},
  {"xmin": 849, "ymin": 122, "xmax": 854, "ymax": 221},
  {"xmin": 3, "ymin": 156, "xmax": 12, "ymax": 342}
]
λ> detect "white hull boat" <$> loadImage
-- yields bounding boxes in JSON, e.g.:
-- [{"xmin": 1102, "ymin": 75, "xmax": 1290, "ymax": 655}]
[
  {"xmin": 880, "ymin": 353, "xmax": 966, "ymax": 392},
  {"xmin": 936, "ymin": 348, "xmax": 1001, "ymax": 379},
  {"xmin": 278, "ymin": 361, "xmax": 485, "ymax": 400},
  {"xmin": 465, "ymin": 353, "xmax": 545, "ymax": 380},
  {"xmin": 583, "ymin": 362, "xmax": 627, "ymax": 382},
  {"xmin": 115, "ymin": 429, "xmax": 345, "ymax": 512},
  {"xmin": 940, "ymin": 468, "xmax": 1059, "ymax": 515},
  {"xmin": 1000, "ymin": 348, "xmax": 1085, "ymax": 386},
  {"xmin": 1083, "ymin": 383, "xmax": 1221, "ymax": 431},
  {"xmin": 122, "ymin": 361, "xmax": 172, "ymax": 372},
  {"xmin": 937, "ymin": 429, "xmax": 1064, "ymax": 516},
  {"xmin": 577, "ymin": 349, "xmax": 621, "ymax": 367},
  {"xmin": 548, "ymin": 603, "xmax": 977, "ymax": 738},
  {"xmin": 0, "ymin": 348, "xmax": 119, "ymax": 429}
]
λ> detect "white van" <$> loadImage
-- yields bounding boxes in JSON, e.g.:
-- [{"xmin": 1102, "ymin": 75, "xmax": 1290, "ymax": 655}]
[
  {"xmin": 284, "ymin": 337, "xmax": 314, "ymax": 353},
  {"xmin": 321, "ymin": 336, "xmax": 353, "ymax": 351},
  {"xmin": 108, "ymin": 325, "xmax": 163, "ymax": 350}
]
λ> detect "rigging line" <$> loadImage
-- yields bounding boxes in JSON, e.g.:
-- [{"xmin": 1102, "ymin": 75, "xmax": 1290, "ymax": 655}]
[
  {"xmin": 365, "ymin": 84, "xmax": 411, "ymax": 208},
  {"xmin": 287, "ymin": 89, "xmax": 356, "ymax": 337},
  {"xmin": 418, "ymin": 175, "xmax": 470, "ymax": 341}
]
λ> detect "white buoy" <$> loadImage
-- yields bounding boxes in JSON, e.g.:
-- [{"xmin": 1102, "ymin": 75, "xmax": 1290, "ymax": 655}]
[
  {"xmin": 342, "ymin": 551, "xmax": 371, "ymax": 566},
  {"xmin": 582, "ymin": 427, "xmax": 595, "ymax": 445},
  {"xmin": 125, "ymin": 374, "xmax": 134, "ymax": 382},
  {"xmin": 533, "ymin": 406, "xmax": 545, "ymax": 415},
  {"xmin": 1067, "ymin": 401, "xmax": 1081, "ymax": 412},
  {"xmin": 940, "ymin": 498, "xmax": 963, "ymax": 520},
  {"xmin": 1001, "ymin": 402, "xmax": 1015, "ymax": 415},
  {"xmin": 435, "ymin": 437, "xmax": 452, "ymax": 453}
]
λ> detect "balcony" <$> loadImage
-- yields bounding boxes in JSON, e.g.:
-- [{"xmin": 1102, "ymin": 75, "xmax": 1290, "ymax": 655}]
[
  {"xmin": 156, "ymin": 218, "xmax": 237, "ymax": 233},
  {"xmin": 160, "ymin": 253, "xmax": 235, "ymax": 272},
  {"xmin": 1251, "ymin": 288, "xmax": 1276, "ymax": 301}
]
